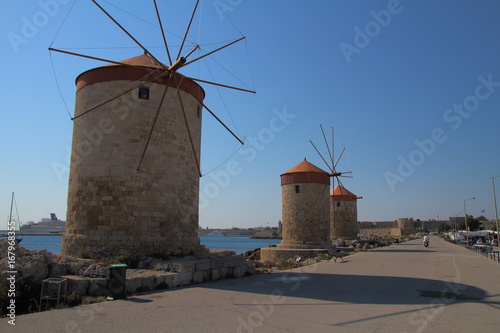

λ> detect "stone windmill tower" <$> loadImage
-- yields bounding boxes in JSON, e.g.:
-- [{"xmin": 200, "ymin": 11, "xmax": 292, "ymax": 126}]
[
  {"xmin": 51, "ymin": 1, "xmax": 253, "ymax": 257},
  {"xmin": 260, "ymin": 158, "xmax": 331, "ymax": 262},
  {"xmin": 279, "ymin": 158, "xmax": 331, "ymax": 248},
  {"xmin": 330, "ymin": 185, "xmax": 360, "ymax": 240}
]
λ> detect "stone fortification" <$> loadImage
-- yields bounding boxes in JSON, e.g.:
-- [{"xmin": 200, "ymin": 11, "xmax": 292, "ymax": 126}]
[
  {"xmin": 62, "ymin": 54, "xmax": 205, "ymax": 258},
  {"xmin": 397, "ymin": 218, "xmax": 414, "ymax": 230},
  {"xmin": 358, "ymin": 227, "xmax": 401, "ymax": 237}
]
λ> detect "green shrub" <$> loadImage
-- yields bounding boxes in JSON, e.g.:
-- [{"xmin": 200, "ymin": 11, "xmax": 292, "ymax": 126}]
[
  {"xmin": 81, "ymin": 296, "xmax": 106, "ymax": 305},
  {"xmin": 316, "ymin": 253, "xmax": 330, "ymax": 261},
  {"xmin": 76, "ymin": 249, "xmax": 92, "ymax": 259},
  {"xmin": 114, "ymin": 250, "xmax": 141, "ymax": 268}
]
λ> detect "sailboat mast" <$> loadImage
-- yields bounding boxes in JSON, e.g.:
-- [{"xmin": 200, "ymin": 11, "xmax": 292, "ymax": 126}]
[{"xmin": 8, "ymin": 192, "xmax": 14, "ymax": 226}]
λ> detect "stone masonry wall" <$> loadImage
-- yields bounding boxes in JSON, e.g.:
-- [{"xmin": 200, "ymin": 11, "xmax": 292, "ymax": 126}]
[
  {"xmin": 358, "ymin": 228, "xmax": 402, "ymax": 237},
  {"xmin": 280, "ymin": 182, "xmax": 330, "ymax": 248},
  {"xmin": 62, "ymin": 80, "xmax": 204, "ymax": 257},
  {"xmin": 331, "ymin": 200, "xmax": 358, "ymax": 240}
]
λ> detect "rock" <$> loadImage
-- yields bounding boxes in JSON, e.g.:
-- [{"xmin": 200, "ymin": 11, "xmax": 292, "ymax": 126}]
[
  {"xmin": 137, "ymin": 256, "xmax": 154, "ymax": 269},
  {"xmin": 335, "ymin": 238, "xmax": 346, "ymax": 247},
  {"xmin": 0, "ymin": 240, "xmax": 54, "ymax": 284},
  {"xmin": 243, "ymin": 248, "xmax": 261, "ymax": 261},
  {"xmin": 82, "ymin": 264, "xmax": 109, "ymax": 278},
  {"xmin": 49, "ymin": 261, "xmax": 68, "ymax": 277},
  {"xmin": 67, "ymin": 258, "xmax": 96, "ymax": 275},
  {"xmin": 208, "ymin": 249, "xmax": 237, "ymax": 257},
  {"xmin": 246, "ymin": 261, "xmax": 257, "ymax": 275}
]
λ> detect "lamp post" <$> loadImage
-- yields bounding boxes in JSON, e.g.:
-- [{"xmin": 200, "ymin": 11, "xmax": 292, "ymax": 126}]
[
  {"xmin": 493, "ymin": 175, "xmax": 500, "ymax": 247},
  {"xmin": 464, "ymin": 197, "xmax": 475, "ymax": 247}
]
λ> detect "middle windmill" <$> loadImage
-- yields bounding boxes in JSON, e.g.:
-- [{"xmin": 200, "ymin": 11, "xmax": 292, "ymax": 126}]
[{"xmin": 51, "ymin": 0, "xmax": 255, "ymax": 258}]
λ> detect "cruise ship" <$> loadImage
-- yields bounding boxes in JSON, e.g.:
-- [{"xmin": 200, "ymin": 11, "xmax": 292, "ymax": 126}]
[{"xmin": 21, "ymin": 213, "xmax": 66, "ymax": 235}]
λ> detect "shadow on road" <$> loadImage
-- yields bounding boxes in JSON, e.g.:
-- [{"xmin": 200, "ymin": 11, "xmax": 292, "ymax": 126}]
[
  {"xmin": 372, "ymin": 249, "xmax": 437, "ymax": 253},
  {"xmin": 201, "ymin": 271, "xmax": 492, "ymax": 306}
]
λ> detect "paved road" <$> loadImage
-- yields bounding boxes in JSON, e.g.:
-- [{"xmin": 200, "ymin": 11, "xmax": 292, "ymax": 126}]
[{"xmin": 3, "ymin": 237, "xmax": 500, "ymax": 332}]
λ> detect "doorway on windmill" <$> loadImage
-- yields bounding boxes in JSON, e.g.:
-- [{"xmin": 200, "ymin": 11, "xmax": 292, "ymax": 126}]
[{"xmin": 295, "ymin": 185, "xmax": 300, "ymax": 193}]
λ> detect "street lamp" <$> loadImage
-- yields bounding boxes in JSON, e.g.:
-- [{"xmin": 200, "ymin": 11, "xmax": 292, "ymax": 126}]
[
  {"xmin": 464, "ymin": 197, "xmax": 475, "ymax": 247},
  {"xmin": 492, "ymin": 175, "xmax": 500, "ymax": 247}
]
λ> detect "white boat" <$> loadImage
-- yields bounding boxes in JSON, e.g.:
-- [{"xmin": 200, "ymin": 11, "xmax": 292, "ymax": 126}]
[{"xmin": 208, "ymin": 231, "xmax": 227, "ymax": 237}]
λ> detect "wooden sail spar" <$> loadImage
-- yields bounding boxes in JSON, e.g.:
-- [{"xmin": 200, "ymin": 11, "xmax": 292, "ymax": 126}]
[{"xmin": 49, "ymin": 0, "xmax": 255, "ymax": 173}]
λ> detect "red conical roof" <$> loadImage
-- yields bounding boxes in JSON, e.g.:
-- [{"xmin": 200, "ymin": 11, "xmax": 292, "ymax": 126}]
[
  {"xmin": 330, "ymin": 185, "xmax": 357, "ymax": 201},
  {"xmin": 102, "ymin": 53, "xmax": 165, "ymax": 69},
  {"xmin": 281, "ymin": 158, "xmax": 329, "ymax": 185},
  {"xmin": 282, "ymin": 158, "xmax": 328, "ymax": 174},
  {"xmin": 75, "ymin": 53, "xmax": 205, "ymax": 102}
]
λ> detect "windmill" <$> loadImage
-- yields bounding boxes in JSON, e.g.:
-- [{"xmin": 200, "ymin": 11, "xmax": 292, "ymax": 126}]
[
  {"xmin": 49, "ymin": 0, "xmax": 253, "ymax": 173},
  {"xmin": 310, "ymin": 125, "xmax": 360, "ymax": 242},
  {"xmin": 51, "ymin": 0, "xmax": 255, "ymax": 257}
]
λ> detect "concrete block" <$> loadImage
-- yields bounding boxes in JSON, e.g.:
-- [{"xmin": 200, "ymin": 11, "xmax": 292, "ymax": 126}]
[
  {"xmin": 192, "ymin": 271, "xmax": 204, "ymax": 284},
  {"xmin": 195, "ymin": 259, "xmax": 211, "ymax": 271},
  {"xmin": 210, "ymin": 269, "xmax": 220, "ymax": 281},
  {"xmin": 172, "ymin": 272, "xmax": 192, "ymax": 287},
  {"xmin": 126, "ymin": 276, "xmax": 142, "ymax": 293},
  {"xmin": 173, "ymin": 261, "xmax": 195, "ymax": 272},
  {"xmin": 154, "ymin": 273, "xmax": 174, "ymax": 290},
  {"xmin": 64, "ymin": 275, "xmax": 89, "ymax": 296},
  {"xmin": 226, "ymin": 256, "xmax": 246, "ymax": 268},
  {"xmin": 87, "ymin": 278, "xmax": 108, "ymax": 296}
]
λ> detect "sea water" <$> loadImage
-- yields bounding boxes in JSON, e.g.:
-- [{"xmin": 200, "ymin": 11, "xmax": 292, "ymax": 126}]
[{"xmin": 15, "ymin": 235, "xmax": 280, "ymax": 255}]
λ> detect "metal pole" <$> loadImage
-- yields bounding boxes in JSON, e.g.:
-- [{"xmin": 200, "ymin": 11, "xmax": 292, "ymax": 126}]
[
  {"xmin": 464, "ymin": 197, "xmax": 475, "ymax": 247},
  {"xmin": 493, "ymin": 175, "xmax": 500, "ymax": 247},
  {"xmin": 464, "ymin": 200, "xmax": 468, "ymax": 246}
]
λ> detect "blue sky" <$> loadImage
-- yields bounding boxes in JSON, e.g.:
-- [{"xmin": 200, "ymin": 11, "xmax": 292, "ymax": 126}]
[{"xmin": 1, "ymin": 0, "xmax": 499, "ymax": 229}]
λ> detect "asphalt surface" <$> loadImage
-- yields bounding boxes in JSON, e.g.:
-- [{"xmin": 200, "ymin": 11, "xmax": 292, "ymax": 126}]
[{"xmin": 3, "ymin": 236, "xmax": 500, "ymax": 332}]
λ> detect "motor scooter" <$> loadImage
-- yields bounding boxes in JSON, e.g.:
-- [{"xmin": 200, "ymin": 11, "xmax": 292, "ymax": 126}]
[{"xmin": 424, "ymin": 240, "xmax": 429, "ymax": 248}]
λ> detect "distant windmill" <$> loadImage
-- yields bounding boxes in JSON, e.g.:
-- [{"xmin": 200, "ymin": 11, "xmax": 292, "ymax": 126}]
[
  {"xmin": 310, "ymin": 125, "xmax": 360, "ymax": 241},
  {"xmin": 52, "ymin": 0, "xmax": 255, "ymax": 257}
]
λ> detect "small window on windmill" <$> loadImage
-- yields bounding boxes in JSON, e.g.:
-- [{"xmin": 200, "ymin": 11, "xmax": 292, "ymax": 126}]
[
  {"xmin": 295, "ymin": 185, "xmax": 300, "ymax": 193},
  {"xmin": 336, "ymin": 202, "xmax": 341, "ymax": 207},
  {"xmin": 138, "ymin": 87, "xmax": 150, "ymax": 100}
]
